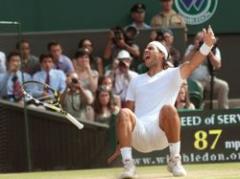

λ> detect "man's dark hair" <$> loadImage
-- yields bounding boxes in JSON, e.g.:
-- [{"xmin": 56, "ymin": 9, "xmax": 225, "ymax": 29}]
[
  {"xmin": 156, "ymin": 30, "xmax": 164, "ymax": 41},
  {"xmin": 39, "ymin": 53, "xmax": 53, "ymax": 63},
  {"xmin": 6, "ymin": 51, "xmax": 21, "ymax": 63},
  {"xmin": 47, "ymin": 41, "xmax": 61, "ymax": 51},
  {"xmin": 78, "ymin": 38, "xmax": 92, "ymax": 48},
  {"xmin": 74, "ymin": 48, "xmax": 89, "ymax": 59},
  {"xmin": 16, "ymin": 39, "xmax": 30, "ymax": 50}
]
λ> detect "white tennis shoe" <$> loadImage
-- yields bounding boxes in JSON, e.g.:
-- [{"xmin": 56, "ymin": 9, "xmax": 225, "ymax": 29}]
[
  {"xmin": 119, "ymin": 159, "xmax": 137, "ymax": 179},
  {"xmin": 167, "ymin": 155, "xmax": 187, "ymax": 177}
]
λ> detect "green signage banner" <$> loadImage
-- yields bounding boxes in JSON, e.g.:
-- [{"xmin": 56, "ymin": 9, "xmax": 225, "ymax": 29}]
[
  {"xmin": 174, "ymin": 0, "xmax": 240, "ymax": 34},
  {"xmin": 0, "ymin": 0, "xmax": 239, "ymax": 33},
  {"xmin": 174, "ymin": 0, "xmax": 219, "ymax": 25}
]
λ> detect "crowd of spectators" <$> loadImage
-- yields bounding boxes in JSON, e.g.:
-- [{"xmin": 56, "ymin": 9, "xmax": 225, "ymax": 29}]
[{"xmin": 0, "ymin": 0, "xmax": 229, "ymax": 125}]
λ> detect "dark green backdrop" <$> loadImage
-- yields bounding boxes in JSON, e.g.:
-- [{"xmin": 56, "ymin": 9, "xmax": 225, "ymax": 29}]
[{"xmin": 0, "ymin": 0, "xmax": 239, "ymax": 33}]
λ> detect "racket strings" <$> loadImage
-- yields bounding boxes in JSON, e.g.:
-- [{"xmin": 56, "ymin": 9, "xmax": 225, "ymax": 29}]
[{"xmin": 21, "ymin": 80, "xmax": 84, "ymax": 130}]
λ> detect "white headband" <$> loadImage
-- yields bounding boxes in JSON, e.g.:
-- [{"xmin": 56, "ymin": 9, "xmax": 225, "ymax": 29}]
[{"xmin": 148, "ymin": 41, "xmax": 168, "ymax": 60}]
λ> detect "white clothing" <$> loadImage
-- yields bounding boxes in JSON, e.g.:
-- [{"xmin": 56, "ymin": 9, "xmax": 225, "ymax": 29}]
[
  {"xmin": 126, "ymin": 67, "xmax": 183, "ymax": 122},
  {"xmin": 106, "ymin": 69, "xmax": 138, "ymax": 101},
  {"xmin": 126, "ymin": 67, "xmax": 183, "ymax": 152},
  {"xmin": 132, "ymin": 118, "xmax": 169, "ymax": 153},
  {"xmin": 0, "ymin": 51, "xmax": 6, "ymax": 73}
]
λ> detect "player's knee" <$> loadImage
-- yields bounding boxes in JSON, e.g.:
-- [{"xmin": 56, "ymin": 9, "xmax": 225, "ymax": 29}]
[
  {"xmin": 160, "ymin": 105, "xmax": 180, "ymax": 128},
  {"xmin": 161, "ymin": 105, "xmax": 177, "ymax": 116},
  {"xmin": 117, "ymin": 108, "xmax": 132, "ymax": 125}
]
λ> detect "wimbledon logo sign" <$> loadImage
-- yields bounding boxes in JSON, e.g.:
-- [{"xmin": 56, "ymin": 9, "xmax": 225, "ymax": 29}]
[{"xmin": 175, "ymin": 0, "xmax": 218, "ymax": 25}]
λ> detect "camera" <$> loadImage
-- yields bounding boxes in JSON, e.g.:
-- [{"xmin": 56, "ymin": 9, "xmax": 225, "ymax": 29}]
[
  {"xmin": 111, "ymin": 26, "xmax": 124, "ymax": 43},
  {"xmin": 71, "ymin": 78, "xmax": 79, "ymax": 84},
  {"xmin": 111, "ymin": 26, "xmax": 139, "ymax": 46},
  {"xmin": 124, "ymin": 26, "xmax": 139, "ymax": 45},
  {"xmin": 119, "ymin": 61, "xmax": 127, "ymax": 68}
]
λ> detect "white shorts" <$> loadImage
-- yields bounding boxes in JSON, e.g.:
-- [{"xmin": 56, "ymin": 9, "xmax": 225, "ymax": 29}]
[{"xmin": 131, "ymin": 117, "xmax": 169, "ymax": 153}]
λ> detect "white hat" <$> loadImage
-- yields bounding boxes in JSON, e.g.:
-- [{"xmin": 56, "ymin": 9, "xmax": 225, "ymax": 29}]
[
  {"xmin": 148, "ymin": 41, "xmax": 168, "ymax": 60},
  {"xmin": 117, "ymin": 50, "xmax": 132, "ymax": 60}
]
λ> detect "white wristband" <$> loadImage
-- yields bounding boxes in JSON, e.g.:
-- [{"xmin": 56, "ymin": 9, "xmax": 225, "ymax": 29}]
[{"xmin": 199, "ymin": 43, "xmax": 212, "ymax": 56}]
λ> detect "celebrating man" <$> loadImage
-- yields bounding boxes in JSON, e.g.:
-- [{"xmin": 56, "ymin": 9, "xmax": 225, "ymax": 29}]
[{"xmin": 116, "ymin": 26, "xmax": 216, "ymax": 178}]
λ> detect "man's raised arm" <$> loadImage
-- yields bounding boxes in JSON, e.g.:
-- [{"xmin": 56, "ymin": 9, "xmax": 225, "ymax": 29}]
[{"xmin": 180, "ymin": 26, "xmax": 216, "ymax": 79}]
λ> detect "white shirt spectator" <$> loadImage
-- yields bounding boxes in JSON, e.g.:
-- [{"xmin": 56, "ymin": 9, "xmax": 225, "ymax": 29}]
[
  {"xmin": 106, "ymin": 69, "xmax": 138, "ymax": 101},
  {"xmin": 0, "ymin": 51, "xmax": 6, "ymax": 73}
]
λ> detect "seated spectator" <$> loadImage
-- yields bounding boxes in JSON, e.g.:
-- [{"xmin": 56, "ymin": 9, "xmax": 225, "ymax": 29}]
[
  {"xmin": 94, "ymin": 86, "xmax": 119, "ymax": 124},
  {"xmin": 149, "ymin": 29, "xmax": 164, "ymax": 42},
  {"xmin": 151, "ymin": 0, "xmax": 187, "ymax": 40},
  {"xmin": 73, "ymin": 49, "xmax": 99, "ymax": 93},
  {"xmin": 126, "ymin": 3, "xmax": 151, "ymax": 30},
  {"xmin": 184, "ymin": 32, "xmax": 229, "ymax": 109},
  {"xmin": 105, "ymin": 50, "xmax": 138, "ymax": 106},
  {"xmin": 124, "ymin": 26, "xmax": 142, "ymax": 70},
  {"xmin": 0, "ymin": 51, "xmax": 31, "ymax": 102},
  {"xmin": 0, "ymin": 51, "xmax": 6, "ymax": 73},
  {"xmin": 16, "ymin": 39, "xmax": 40, "ymax": 75},
  {"xmin": 32, "ymin": 54, "xmax": 66, "ymax": 98},
  {"xmin": 175, "ymin": 81, "xmax": 195, "ymax": 110},
  {"xmin": 103, "ymin": 26, "xmax": 140, "ymax": 66},
  {"xmin": 98, "ymin": 76, "xmax": 121, "ymax": 108},
  {"xmin": 78, "ymin": 38, "xmax": 104, "ymax": 76},
  {"xmin": 61, "ymin": 72, "xmax": 94, "ymax": 121},
  {"xmin": 162, "ymin": 28, "xmax": 182, "ymax": 67},
  {"xmin": 47, "ymin": 41, "xmax": 74, "ymax": 75}
]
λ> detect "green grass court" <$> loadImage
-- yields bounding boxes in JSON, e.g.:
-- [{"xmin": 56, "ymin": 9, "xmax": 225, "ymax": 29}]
[{"xmin": 0, "ymin": 163, "xmax": 239, "ymax": 179}]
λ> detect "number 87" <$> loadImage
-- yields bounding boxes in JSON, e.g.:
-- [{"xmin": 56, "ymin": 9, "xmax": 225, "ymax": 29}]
[{"xmin": 194, "ymin": 129, "xmax": 223, "ymax": 150}]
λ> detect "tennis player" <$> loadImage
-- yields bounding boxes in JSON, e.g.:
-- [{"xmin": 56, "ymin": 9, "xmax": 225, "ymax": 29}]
[{"xmin": 116, "ymin": 26, "xmax": 216, "ymax": 178}]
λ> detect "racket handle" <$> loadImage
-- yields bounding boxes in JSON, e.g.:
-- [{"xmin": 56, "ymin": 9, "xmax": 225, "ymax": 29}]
[
  {"xmin": 41, "ymin": 103, "xmax": 84, "ymax": 130},
  {"xmin": 65, "ymin": 113, "xmax": 84, "ymax": 130}
]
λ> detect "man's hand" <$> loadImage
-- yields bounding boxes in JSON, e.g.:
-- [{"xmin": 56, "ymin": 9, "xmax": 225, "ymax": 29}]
[
  {"xmin": 180, "ymin": 25, "xmax": 217, "ymax": 79},
  {"xmin": 84, "ymin": 62, "xmax": 92, "ymax": 74},
  {"xmin": 116, "ymin": 39, "xmax": 127, "ymax": 48},
  {"xmin": 203, "ymin": 26, "xmax": 216, "ymax": 47},
  {"xmin": 108, "ymin": 30, "xmax": 114, "ymax": 41}
]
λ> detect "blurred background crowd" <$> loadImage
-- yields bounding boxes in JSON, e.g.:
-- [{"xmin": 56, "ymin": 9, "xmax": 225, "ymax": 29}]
[{"xmin": 0, "ymin": 0, "xmax": 229, "ymax": 126}]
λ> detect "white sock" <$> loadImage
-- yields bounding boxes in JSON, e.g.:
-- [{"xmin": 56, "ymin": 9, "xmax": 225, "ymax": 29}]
[
  {"xmin": 169, "ymin": 141, "xmax": 181, "ymax": 157},
  {"xmin": 120, "ymin": 147, "xmax": 132, "ymax": 163}
]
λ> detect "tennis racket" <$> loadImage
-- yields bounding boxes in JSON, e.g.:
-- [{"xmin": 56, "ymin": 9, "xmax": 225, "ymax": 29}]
[{"xmin": 21, "ymin": 80, "xmax": 84, "ymax": 130}]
